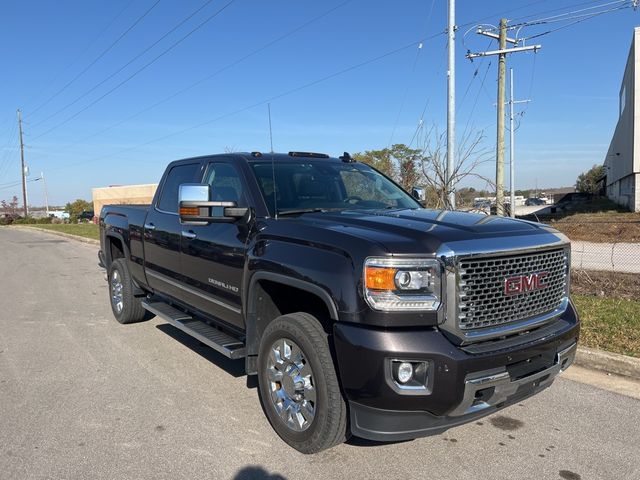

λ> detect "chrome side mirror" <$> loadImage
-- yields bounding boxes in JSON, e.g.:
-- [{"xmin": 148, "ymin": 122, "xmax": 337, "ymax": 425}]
[
  {"xmin": 178, "ymin": 183, "xmax": 248, "ymax": 224},
  {"xmin": 411, "ymin": 186, "xmax": 426, "ymax": 201}
]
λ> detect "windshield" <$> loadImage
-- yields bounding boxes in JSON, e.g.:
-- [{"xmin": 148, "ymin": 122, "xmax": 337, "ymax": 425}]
[{"xmin": 251, "ymin": 161, "xmax": 421, "ymax": 216}]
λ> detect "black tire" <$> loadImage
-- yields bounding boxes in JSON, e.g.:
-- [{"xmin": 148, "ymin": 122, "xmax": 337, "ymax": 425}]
[
  {"xmin": 257, "ymin": 312, "xmax": 348, "ymax": 454},
  {"xmin": 108, "ymin": 259, "xmax": 149, "ymax": 324}
]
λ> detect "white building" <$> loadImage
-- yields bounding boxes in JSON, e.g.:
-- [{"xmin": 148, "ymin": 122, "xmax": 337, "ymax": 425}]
[{"xmin": 604, "ymin": 27, "xmax": 640, "ymax": 212}]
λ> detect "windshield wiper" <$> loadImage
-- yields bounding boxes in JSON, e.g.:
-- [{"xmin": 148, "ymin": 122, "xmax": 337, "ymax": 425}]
[{"xmin": 277, "ymin": 208, "xmax": 345, "ymax": 216}]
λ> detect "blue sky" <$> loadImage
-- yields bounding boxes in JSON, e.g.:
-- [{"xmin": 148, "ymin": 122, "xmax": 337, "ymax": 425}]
[{"xmin": 0, "ymin": 0, "xmax": 638, "ymax": 206}]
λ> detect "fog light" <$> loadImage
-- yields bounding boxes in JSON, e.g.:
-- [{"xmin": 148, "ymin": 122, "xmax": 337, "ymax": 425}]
[{"xmin": 397, "ymin": 362, "xmax": 414, "ymax": 384}]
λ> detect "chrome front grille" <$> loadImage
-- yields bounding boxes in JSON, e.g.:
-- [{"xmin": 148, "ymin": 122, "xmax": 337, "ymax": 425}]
[{"xmin": 458, "ymin": 248, "xmax": 568, "ymax": 331}]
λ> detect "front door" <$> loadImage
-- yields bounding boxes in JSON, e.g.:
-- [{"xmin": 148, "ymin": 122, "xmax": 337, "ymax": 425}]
[
  {"xmin": 179, "ymin": 160, "xmax": 251, "ymax": 329},
  {"xmin": 144, "ymin": 161, "xmax": 200, "ymax": 300}
]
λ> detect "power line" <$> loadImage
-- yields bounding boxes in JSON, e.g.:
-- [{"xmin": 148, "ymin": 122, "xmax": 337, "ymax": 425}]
[
  {"xmin": 40, "ymin": 0, "xmax": 623, "ymax": 174},
  {"xmin": 34, "ymin": 0, "xmax": 556, "ymax": 150},
  {"xmin": 508, "ymin": 0, "xmax": 627, "ymax": 27},
  {"xmin": 387, "ymin": 42, "xmax": 423, "ymax": 148},
  {"xmin": 457, "ymin": 0, "xmax": 551, "ymax": 30},
  {"xmin": 462, "ymin": 59, "xmax": 493, "ymax": 140},
  {"xmin": 30, "ymin": 0, "xmax": 237, "ymax": 142},
  {"xmin": 0, "ymin": 179, "xmax": 22, "ymax": 188},
  {"xmin": 0, "ymin": 122, "xmax": 19, "ymax": 179},
  {"xmin": 458, "ymin": 39, "xmax": 494, "ymax": 113},
  {"xmin": 31, "ymin": 0, "xmax": 218, "ymax": 129},
  {"xmin": 518, "ymin": 2, "xmax": 628, "ymax": 27},
  {"xmin": 27, "ymin": 0, "xmax": 162, "ymax": 119},
  {"xmin": 43, "ymin": 0, "xmax": 355, "ymax": 155},
  {"xmin": 50, "ymin": 35, "xmax": 435, "ymax": 173},
  {"xmin": 24, "ymin": 0, "xmax": 135, "ymax": 114},
  {"xmin": 407, "ymin": 43, "xmax": 446, "ymax": 149},
  {"xmin": 521, "ymin": 3, "xmax": 632, "ymax": 40},
  {"xmin": 35, "ymin": 0, "xmax": 570, "ymax": 156},
  {"xmin": 0, "ymin": 177, "xmax": 41, "ymax": 192},
  {"xmin": 386, "ymin": 0, "xmax": 436, "ymax": 148}
]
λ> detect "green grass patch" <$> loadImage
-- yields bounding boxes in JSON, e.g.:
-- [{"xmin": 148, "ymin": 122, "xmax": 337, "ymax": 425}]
[
  {"xmin": 22, "ymin": 223, "xmax": 100, "ymax": 240},
  {"xmin": 572, "ymin": 294, "xmax": 640, "ymax": 358}
]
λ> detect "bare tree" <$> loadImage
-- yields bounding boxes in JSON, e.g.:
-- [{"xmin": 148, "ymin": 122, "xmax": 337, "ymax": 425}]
[
  {"xmin": 1, "ymin": 196, "xmax": 19, "ymax": 216},
  {"xmin": 417, "ymin": 124, "xmax": 494, "ymax": 209}
]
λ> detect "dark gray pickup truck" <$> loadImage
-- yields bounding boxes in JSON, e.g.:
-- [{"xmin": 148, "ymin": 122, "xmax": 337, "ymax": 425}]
[{"xmin": 99, "ymin": 151, "xmax": 579, "ymax": 453}]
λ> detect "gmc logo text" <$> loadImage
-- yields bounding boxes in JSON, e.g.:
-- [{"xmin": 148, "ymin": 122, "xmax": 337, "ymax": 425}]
[{"xmin": 504, "ymin": 272, "xmax": 548, "ymax": 296}]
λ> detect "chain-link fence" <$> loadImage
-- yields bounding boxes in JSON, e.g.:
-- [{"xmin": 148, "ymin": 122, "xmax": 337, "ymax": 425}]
[
  {"xmin": 515, "ymin": 217, "xmax": 640, "ymax": 273},
  {"xmin": 571, "ymin": 240, "xmax": 640, "ymax": 273}
]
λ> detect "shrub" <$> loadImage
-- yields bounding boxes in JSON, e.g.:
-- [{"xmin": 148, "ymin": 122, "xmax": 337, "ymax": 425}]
[{"xmin": 13, "ymin": 216, "xmax": 54, "ymax": 225}]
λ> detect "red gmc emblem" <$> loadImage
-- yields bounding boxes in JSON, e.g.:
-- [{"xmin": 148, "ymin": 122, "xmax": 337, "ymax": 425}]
[{"xmin": 504, "ymin": 272, "xmax": 548, "ymax": 296}]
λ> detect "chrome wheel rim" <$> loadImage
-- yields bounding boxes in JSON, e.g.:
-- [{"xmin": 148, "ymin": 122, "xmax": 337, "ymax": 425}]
[
  {"xmin": 110, "ymin": 270, "xmax": 124, "ymax": 314},
  {"xmin": 267, "ymin": 338, "xmax": 316, "ymax": 432}
]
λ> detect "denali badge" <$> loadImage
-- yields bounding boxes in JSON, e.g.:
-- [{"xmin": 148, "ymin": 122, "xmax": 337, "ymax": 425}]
[
  {"xmin": 208, "ymin": 277, "xmax": 239, "ymax": 293},
  {"xmin": 504, "ymin": 272, "xmax": 548, "ymax": 296}
]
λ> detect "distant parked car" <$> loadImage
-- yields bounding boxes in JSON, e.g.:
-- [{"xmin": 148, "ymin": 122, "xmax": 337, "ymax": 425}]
[
  {"xmin": 78, "ymin": 210, "xmax": 95, "ymax": 221},
  {"xmin": 473, "ymin": 199, "xmax": 492, "ymax": 209},
  {"xmin": 525, "ymin": 198, "xmax": 546, "ymax": 206}
]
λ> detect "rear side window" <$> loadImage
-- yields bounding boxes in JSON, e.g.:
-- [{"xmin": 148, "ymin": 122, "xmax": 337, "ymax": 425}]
[{"xmin": 157, "ymin": 163, "xmax": 199, "ymax": 213}]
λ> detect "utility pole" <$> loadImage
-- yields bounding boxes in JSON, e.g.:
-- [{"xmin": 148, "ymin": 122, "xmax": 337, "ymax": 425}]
[
  {"xmin": 446, "ymin": 0, "xmax": 456, "ymax": 210},
  {"xmin": 40, "ymin": 172, "xmax": 50, "ymax": 216},
  {"xmin": 467, "ymin": 21, "xmax": 541, "ymax": 216},
  {"xmin": 17, "ymin": 109, "xmax": 28, "ymax": 217},
  {"xmin": 508, "ymin": 69, "xmax": 531, "ymax": 218},
  {"xmin": 496, "ymin": 18, "xmax": 507, "ymax": 216}
]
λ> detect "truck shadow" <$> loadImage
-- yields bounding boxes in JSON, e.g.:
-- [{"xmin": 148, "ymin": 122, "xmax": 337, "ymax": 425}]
[
  {"xmin": 346, "ymin": 436, "xmax": 412, "ymax": 448},
  {"xmin": 233, "ymin": 466, "xmax": 287, "ymax": 479},
  {"xmin": 155, "ymin": 323, "xmax": 247, "ymax": 379}
]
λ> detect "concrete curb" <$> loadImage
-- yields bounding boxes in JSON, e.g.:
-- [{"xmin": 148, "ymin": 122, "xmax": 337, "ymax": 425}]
[
  {"xmin": 575, "ymin": 346, "xmax": 640, "ymax": 380},
  {"xmin": 10, "ymin": 225, "xmax": 100, "ymax": 246}
]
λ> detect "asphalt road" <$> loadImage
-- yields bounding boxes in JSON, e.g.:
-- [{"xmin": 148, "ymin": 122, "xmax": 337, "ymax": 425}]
[{"xmin": 1, "ymin": 227, "xmax": 639, "ymax": 480}]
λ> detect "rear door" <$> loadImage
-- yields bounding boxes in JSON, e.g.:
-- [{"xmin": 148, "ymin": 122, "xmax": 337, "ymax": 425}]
[
  {"xmin": 144, "ymin": 161, "xmax": 201, "ymax": 300},
  {"xmin": 179, "ymin": 159, "xmax": 251, "ymax": 329}
]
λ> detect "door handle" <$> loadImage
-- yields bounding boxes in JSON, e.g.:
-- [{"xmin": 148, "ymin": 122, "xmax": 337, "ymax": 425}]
[
  {"xmin": 181, "ymin": 230, "xmax": 197, "ymax": 239},
  {"xmin": 144, "ymin": 223, "xmax": 156, "ymax": 231}
]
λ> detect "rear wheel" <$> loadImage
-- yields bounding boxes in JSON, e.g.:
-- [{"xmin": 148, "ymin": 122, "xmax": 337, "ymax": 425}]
[
  {"xmin": 108, "ymin": 259, "xmax": 148, "ymax": 324},
  {"xmin": 257, "ymin": 312, "xmax": 347, "ymax": 453}
]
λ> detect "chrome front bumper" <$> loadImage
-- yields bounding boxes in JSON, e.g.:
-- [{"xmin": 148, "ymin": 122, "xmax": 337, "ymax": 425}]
[{"xmin": 449, "ymin": 342, "xmax": 577, "ymax": 417}]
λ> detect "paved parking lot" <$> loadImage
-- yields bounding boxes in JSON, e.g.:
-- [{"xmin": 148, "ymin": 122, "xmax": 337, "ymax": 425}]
[{"xmin": 1, "ymin": 227, "xmax": 639, "ymax": 480}]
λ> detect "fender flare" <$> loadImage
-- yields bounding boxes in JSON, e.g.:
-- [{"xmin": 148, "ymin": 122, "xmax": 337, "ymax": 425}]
[
  {"xmin": 244, "ymin": 272, "xmax": 339, "ymax": 373},
  {"xmin": 104, "ymin": 231, "xmax": 131, "ymax": 267}
]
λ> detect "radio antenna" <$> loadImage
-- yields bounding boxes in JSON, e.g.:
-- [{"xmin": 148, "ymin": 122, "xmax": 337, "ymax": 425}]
[{"xmin": 268, "ymin": 103, "xmax": 278, "ymax": 219}]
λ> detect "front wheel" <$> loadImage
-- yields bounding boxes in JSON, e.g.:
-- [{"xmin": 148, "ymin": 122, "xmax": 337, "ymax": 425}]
[
  {"xmin": 257, "ymin": 312, "xmax": 348, "ymax": 454},
  {"xmin": 108, "ymin": 259, "xmax": 149, "ymax": 324}
]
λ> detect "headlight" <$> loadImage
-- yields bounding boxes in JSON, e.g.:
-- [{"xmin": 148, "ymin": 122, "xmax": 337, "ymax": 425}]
[{"xmin": 363, "ymin": 257, "xmax": 441, "ymax": 311}]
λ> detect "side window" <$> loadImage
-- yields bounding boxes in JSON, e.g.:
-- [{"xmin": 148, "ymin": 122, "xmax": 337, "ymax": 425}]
[
  {"xmin": 340, "ymin": 170, "xmax": 393, "ymax": 204},
  {"xmin": 158, "ymin": 163, "xmax": 199, "ymax": 213},
  {"xmin": 204, "ymin": 163, "xmax": 246, "ymax": 206}
]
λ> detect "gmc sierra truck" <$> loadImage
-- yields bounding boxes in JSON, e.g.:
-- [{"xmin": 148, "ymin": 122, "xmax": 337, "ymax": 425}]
[{"xmin": 99, "ymin": 151, "xmax": 579, "ymax": 453}]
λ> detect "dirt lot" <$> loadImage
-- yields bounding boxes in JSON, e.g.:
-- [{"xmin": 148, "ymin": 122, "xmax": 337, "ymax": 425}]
[
  {"xmin": 571, "ymin": 269, "xmax": 640, "ymax": 300},
  {"xmin": 549, "ymin": 212, "xmax": 640, "ymax": 243}
]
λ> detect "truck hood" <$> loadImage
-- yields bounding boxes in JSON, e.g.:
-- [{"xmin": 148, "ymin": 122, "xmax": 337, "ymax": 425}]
[{"xmin": 286, "ymin": 208, "xmax": 567, "ymax": 255}]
